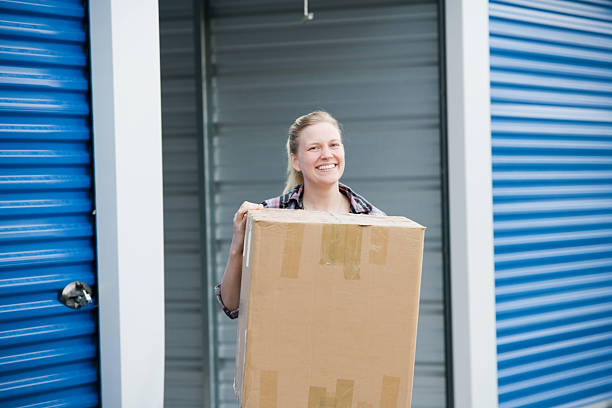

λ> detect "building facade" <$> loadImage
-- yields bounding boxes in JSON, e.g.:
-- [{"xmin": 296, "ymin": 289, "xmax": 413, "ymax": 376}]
[{"xmin": 0, "ymin": 0, "xmax": 610, "ymax": 407}]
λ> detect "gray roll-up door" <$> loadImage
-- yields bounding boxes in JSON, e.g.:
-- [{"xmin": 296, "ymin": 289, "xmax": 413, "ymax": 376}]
[
  {"xmin": 204, "ymin": 1, "xmax": 447, "ymax": 407},
  {"xmin": 159, "ymin": 0, "xmax": 208, "ymax": 406}
]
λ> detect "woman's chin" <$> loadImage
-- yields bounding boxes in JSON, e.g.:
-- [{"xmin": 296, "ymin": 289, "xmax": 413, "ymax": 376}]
[{"xmin": 306, "ymin": 175, "xmax": 341, "ymax": 187}]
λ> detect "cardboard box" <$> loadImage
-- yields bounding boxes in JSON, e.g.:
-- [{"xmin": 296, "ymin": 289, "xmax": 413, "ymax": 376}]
[{"xmin": 235, "ymin": 209, "xmax": 425, "ymax": 407}]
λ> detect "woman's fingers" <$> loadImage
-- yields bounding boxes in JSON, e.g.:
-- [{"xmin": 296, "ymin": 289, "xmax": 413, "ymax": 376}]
[
  {"xmin": 234, "ymin": 202, "xmax": 264, "ymax": 225},
  {"xmin": 229, "ymin": 202, "xmax": 264, "ymax": 252},
  {"xmin": 237, "ymin": 202, "xmax": 264, "ymax": 219}
]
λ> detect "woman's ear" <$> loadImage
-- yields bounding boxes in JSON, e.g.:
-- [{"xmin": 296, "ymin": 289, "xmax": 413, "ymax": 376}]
[{"xmin": 290, "ymin": 153, "xmax": 301, "ymax": 173}]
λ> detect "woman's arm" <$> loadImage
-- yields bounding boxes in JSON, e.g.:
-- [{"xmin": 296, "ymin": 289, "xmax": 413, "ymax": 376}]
[{"xmin": 219, "ymin": 201, "xmax": 263, "ymax": 312}]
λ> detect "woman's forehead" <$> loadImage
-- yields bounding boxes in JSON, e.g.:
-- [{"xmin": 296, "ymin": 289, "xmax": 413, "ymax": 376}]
[{"xmin": 299, "ymin": 122, "xmax": 342, "ymax": 143}]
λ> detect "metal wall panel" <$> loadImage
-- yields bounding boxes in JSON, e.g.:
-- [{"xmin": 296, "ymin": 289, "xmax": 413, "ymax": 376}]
[
  {"xmin": 0, "ymin": 0, "xmax": 99, "ymax": 406},
  {"xmin": 159, "ymin": 0, "xmax": 207, "ymax": 406},
  {"xmin": 490, "ymin": 1, "xmax": 612, "ymax": 407},
  {"xmin": 205, "ymin": 1, "xmax": 446, "ymax": 407}
]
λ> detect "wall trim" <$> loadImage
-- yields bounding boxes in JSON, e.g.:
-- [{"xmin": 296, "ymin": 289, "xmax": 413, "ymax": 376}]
[
  {"xmin": 194, "ymin": 0, "xmax": 216, "ymax": 405},
  {"xmin": 445, "ymin": 0, "xmax": 499, "ymax": 407},
  {"xmin": 436, "ymin": 0, "xmax": 454, "ymax": 405},
  {"xmin": 89, "ymin": 0, "xmax": 165, "ymax": 406}
]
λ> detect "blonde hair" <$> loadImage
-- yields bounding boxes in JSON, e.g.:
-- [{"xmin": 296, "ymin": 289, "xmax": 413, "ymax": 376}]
[{"xmin": 283, "ymin": 111, "xmax": 342, "ymax": 194}]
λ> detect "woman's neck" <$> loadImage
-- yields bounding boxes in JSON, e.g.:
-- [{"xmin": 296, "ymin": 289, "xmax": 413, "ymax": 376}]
[{"xmin": 302, "ymin": 181, "xmax": 349, "ymax": 213}]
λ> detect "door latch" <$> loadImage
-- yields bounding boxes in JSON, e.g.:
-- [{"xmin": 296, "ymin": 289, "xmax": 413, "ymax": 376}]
[{"xmin": 59, "ymin": 281, "xmax": 94, "ymax": 309}]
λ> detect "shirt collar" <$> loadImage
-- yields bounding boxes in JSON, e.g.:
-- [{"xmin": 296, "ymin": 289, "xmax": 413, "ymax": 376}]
[
  {"xmin": 287, "ymin": 183, "xmax": 372, "ymax": 214},
  {"xmin": 339, "ymin": 183, "xmax": 373, "ymax": 214}
]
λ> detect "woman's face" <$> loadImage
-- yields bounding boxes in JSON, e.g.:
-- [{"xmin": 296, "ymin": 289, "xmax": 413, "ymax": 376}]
[{"xmin": 291, "ymin": 122, "xmax": 345, "ymax": 188}]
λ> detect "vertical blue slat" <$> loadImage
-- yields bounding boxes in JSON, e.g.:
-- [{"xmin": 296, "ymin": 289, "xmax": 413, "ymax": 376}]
[
  {"xmin": 490, "ymin": 1, "xmax": 612, "ymax": 407},
  {"xmin": 0, "ymin": 0, "xmax": 99, "ymax": 407}
]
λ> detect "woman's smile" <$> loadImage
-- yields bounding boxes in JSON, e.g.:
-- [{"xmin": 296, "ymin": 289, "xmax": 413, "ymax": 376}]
[{"xmin": 316, "ymin": 163, "xmax": 338, "ymax": 171}]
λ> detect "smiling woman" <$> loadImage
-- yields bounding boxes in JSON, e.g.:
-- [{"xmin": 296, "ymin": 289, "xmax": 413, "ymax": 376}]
[
  {"xmin": 215, "ymin": 111, "xmax": 385, "ymax": 319},
  {"xmin": 284, "ymin": 111, "xmax": 345, "ymax": 194}
]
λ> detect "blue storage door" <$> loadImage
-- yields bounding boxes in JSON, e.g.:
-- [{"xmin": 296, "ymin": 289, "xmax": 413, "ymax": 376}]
[
  {"xmin": 0, "ymin": 1, "xmax": 99, "ymax": 407},
  {"xmin": 490, "ymin": 1, "xmax": 612, "ymax": 407}
]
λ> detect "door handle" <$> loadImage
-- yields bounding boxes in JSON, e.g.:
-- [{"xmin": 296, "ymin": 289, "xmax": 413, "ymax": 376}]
[{"xmin": 59, "ymin": 281, "xmax": 94, "ymax": 309}]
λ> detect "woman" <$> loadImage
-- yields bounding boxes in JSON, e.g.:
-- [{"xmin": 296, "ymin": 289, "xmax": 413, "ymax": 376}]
[{"xmin": 215, "ymin": 111, "xmax": 385, "ymax": 319}]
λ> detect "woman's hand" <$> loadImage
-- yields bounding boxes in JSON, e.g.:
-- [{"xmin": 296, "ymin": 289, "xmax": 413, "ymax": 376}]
[
  {"xmin": 230, "ymin": 201, "xmax": 264, "ymax": 255},
  {"xmin": 221, "ymin": 201, "xmax": 264, "ymax": 312}
]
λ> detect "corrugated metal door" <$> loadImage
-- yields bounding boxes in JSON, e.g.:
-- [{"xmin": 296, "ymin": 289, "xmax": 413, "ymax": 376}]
[
  {"xmin": 0, "ymin": 1, "xmax": 99, "ymax": 407},
  {"xmin": 159, "ymin": 0, "xmax": 209, "ymax": 406},
  {"xmin": 204, "ymin": 1, "xmax": 447, "ymax": 407},
  {"xmin": 490, "ymin": 1, "xmax": 612, "ymax": 407}
]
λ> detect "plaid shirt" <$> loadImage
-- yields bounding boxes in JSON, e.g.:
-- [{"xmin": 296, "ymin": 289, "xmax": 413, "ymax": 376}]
[
  {"xmin": 215, "ymin": 183, "xmax": 385, "ymax": 319},
  {"xmin": 261, "ymin": 183, "xmax": 386, "ymax": 215}
]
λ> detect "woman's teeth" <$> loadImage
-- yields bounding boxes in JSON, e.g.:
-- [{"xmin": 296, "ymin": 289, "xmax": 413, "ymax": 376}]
[{"xmin": 317, "ymin": 164, "xmax": 336, "ymax": 170}]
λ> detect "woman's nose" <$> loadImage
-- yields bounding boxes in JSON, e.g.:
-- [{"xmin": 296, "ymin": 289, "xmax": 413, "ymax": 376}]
[{"xmin": 321, "ymin": 146, "xmax": 333, "ymax": 157}]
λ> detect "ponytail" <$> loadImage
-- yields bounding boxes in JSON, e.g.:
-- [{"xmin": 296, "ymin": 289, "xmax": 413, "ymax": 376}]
[{"xmin": 283, "ymin": 168, "xmax": 304, "ymax": 194}]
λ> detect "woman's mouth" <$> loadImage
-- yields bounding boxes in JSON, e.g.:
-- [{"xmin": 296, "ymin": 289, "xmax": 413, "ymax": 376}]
[{"xmin": 316, "ymin": 164, "xmax": 337, "ymax": 171}]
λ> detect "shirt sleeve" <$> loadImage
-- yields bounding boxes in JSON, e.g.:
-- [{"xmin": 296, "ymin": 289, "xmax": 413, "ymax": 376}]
[{"xmin": 215, "ymin": 283, "xmax": 239, "ymax": 319}]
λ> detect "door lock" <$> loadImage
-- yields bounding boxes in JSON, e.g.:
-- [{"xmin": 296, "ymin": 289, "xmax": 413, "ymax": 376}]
[{"xmin": 59, "ymin": 281, "xmax": 94, "ymax": 309}]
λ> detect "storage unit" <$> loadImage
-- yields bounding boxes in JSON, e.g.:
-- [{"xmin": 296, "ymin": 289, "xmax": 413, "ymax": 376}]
[
  {"xmin": 0, "ymin": 0, "xmax": 99, "ymax": 406},
  {"xmin": 490, "ymin": 1, "xmax": 612, "ymax": 407},
  {"xmin": 202, "ymin": 1, "xmax": 448, "ymax": 407}
]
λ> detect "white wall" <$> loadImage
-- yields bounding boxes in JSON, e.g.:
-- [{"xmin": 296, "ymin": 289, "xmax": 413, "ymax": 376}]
[
  {"xmin": 445, "ymin": 0, "xmax": 499, "ymax": 406},
  {"xmin": 89, "ymin": 1, "xmax": 165, "ymax": 406}
]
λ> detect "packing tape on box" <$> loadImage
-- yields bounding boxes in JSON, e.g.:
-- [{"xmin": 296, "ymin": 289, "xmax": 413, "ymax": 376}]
[
  {"xmin": 320, "ymin": 224, "xmax": 345, "ymax": 266},
  {"xmin": 308, "ymin": 386, "xmax": 326, "ymax": 408},
  {"xmin": 244, "ymin": 217, "xmax": 254, "ymax": 268},
  {"xmin": 380, "ymin": 375, "xmax": 400, "ymax": 408},
  {"xmin": 335, "ymin": 379, "xmax": 355, "ymax": 408},
  {"xmin": 306, "ymin": 376, "xmax": 399, "ymax": 407},
  {"xmin": 320, "ymin": 224, "xmax": 363, "ymax": 280},
  {"xmin": 260, "ymin": 370, "xmax": 278, "ymax": 408},
  {"xmin": 281, "ymin": 223, "xmax": 305, "ymax": 278},
  {"xmin": 343, "ymin": 225, "xmax": 362, "ymax": 280},
  {"xmin": 368, "ymin": 227, "xmax": 389, "ymax": 265},
  {"xmin": 308, "ymin": 379, "xmax": 354, "ymax": 408}
]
